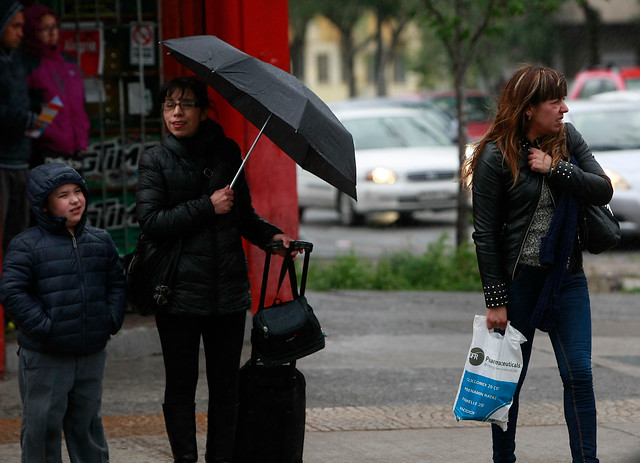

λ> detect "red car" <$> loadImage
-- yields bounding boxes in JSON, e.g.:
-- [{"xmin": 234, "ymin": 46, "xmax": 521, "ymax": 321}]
[{"xmin": 568, "ymin": 67, "xmax": 640, "ymax": 99}]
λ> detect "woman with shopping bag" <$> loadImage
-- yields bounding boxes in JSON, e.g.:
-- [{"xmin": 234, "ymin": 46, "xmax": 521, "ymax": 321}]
[{"xmin": 462, "ymin": 65, "xmax": 612, "ymax": 463}]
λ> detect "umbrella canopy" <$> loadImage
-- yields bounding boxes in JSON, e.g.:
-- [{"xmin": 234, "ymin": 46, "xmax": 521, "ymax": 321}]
[{"xmin": 162, "ymin": 35, "xmax": 357, "ymax": 200}]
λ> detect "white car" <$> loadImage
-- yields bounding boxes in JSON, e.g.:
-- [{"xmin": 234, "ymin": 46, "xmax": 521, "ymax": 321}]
[
  {"xmin": 565, "ymin": 98, "xmax": 640, "ymax": 239},
  {"xmin": 297, "ymin": 106, "xmax": 460, "ymax": 225}
]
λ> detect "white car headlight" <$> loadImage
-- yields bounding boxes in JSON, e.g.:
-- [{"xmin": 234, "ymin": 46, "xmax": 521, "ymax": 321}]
[
  {"xmin": 604, "ymin": 168, "xmax": 629, "ymax": 190},
  {"xmin": 366, "ymin": 167, "xmax": 397, "ymax": 184}
]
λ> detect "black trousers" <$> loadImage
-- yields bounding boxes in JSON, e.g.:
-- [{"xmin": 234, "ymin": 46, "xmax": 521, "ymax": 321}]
[{"xmin": 155, "ymin": 310, "xmax": 246, "ymax": 407}]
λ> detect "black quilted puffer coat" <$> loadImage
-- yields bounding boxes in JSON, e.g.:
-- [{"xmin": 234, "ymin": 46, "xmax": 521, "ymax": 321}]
[
  {"xmin": 135, "ymin": 118, "xmax": 282, "ymax": 316},
  {"xmin": 0, "ymin": 162, "xmax": 127, "ymax": 355}
]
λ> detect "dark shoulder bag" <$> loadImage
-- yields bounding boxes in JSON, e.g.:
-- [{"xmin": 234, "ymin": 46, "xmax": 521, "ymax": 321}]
[
  {"xmin": 125, "ymin": 234, "xmax": 182, "ymax": 315},
  {"xmin": 579, "ymin": 202, "xmax": 621, "ymax": 254},
  {"xmin": 570, "ymin": 157, "xmax": 621, "ymax": 254}
]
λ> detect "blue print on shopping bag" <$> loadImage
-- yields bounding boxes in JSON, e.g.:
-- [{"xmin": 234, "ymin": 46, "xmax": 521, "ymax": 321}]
[
  {"xmin": 453, "ymin": 370, "xmax": 518, "ymax": 422},
  {"xmin": 452, "ymin": 315, "xmax": 526, "ymax": 431}
]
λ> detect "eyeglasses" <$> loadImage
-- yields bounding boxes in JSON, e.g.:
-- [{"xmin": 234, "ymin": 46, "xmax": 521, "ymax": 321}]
[
  {"xmin": 37, "ymin": 25, "xmax": 59, "ymax": 34},
  {"xmin": 162, "ymin": 100, "xmax": 199, "ymax": 111}
]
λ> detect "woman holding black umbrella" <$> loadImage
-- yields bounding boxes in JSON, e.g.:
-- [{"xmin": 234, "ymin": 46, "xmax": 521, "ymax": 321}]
[{"xmin": 136, "ymin": 76, "xmax": 298, "ymax": 463}]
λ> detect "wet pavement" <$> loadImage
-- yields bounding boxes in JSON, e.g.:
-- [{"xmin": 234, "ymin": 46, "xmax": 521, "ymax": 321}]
[{"xmin": 1, "ymin": 290, "xmax": 640, "ymax": 462}]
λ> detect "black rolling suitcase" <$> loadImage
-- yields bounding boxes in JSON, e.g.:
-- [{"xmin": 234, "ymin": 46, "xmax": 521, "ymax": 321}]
[
  {"xmin": 234, "ymin": 240, "xmax": 319, "ymax": 463},
  {"xmin": 233, "ymin": 359, "xmax": 306, "ymax": 463}
]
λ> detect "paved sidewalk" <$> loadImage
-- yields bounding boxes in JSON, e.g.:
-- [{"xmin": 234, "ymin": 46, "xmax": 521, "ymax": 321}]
[{"xmin": 1, "ymin": 290, "xmax": 640, "ymax": 462}]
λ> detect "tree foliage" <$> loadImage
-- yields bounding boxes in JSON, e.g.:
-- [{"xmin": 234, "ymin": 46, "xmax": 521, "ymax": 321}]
[{"xmin": 417, "ymin": 0, "xmax": 566, "ymax": 247}]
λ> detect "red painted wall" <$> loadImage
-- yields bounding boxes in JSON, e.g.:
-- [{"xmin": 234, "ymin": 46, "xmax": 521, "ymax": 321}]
[{"xmin": 160, "ymin": 0, "xmax": 298, "ymax": 312}]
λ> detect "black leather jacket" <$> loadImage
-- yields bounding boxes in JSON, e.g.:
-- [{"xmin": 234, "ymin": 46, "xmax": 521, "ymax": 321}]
[{"xmin": 472, "ymin": 123, "xmax": 613, "ymax": 308}]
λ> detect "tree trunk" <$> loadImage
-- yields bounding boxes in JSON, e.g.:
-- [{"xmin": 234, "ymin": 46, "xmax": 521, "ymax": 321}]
[
  {"xmin": 341, "ymin": 33, "xmax": 357, "ymax": 98},
  {"xmin": 375, "ymin": 12, "xmax": 387, "ymax": 97},
  {"xmin": 582, "ymin": 2, "xmax": 601, "ymax": 67},
  {"xmin": 454, "ymin": 59, "xmax": 470, "ymax": 248},
  {"xmin": 290, "ymin": 36, "xmax": 305, "ymax": 80}
]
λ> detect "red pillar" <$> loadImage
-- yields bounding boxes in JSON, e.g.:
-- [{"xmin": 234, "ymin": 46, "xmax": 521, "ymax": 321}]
[
  {"xmin": 206, "ymin": 0, "xmax": 298, "ymax": 313},
  {"xmin": 161, "ymin": 0, "xmax": 298, "ymax": 312},
  {"xmin": 160, "ymin": 0, "xmax": 206, "ymax": 78}
]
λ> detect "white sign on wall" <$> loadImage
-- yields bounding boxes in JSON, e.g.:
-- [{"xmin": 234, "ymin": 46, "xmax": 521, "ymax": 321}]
[{"xmin": 130, "ymin": 22, "xmax": 155, "ymax": 66}]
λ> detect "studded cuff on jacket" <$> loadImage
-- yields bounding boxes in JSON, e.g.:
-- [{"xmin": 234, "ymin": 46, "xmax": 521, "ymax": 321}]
[
  {"xmin": 483, "ymin": 282, "xmax": 508, "ymax": 308},
  {"xmin": 549, "ymin": 160, "xmax": 574, "ymax": 179}
]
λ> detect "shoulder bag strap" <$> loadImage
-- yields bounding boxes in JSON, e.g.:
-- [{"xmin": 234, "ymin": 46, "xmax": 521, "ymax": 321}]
[{"xmin": 258, "ymin": 251, "xmax": 272, "ymax": 311}]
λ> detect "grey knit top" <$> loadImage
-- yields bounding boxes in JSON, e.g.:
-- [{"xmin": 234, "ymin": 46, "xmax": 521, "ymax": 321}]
[{"xmin": 520, "ymin": 180, "xmax": 555, "ymax": 267}]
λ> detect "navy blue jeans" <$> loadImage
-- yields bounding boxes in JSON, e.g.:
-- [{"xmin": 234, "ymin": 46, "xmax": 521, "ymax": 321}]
[
  {"xmin": 18, "ymin": 348, "xmax": 108, "ymax": 463},
  {"xmin": 492, "ymin": 266, "xmax": 598, "ymax": 463}
]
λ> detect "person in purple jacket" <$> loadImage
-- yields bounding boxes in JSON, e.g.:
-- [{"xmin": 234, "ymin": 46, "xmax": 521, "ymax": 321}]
[{"xmin": 22, "ymin": 4, "xmax": 89, "ymax": 170}]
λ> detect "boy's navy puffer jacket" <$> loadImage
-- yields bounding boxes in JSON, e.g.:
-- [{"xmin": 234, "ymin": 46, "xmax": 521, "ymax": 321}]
[{"xmin": 0, "ymin": 162, "xmax": 126, "ymax": 355}]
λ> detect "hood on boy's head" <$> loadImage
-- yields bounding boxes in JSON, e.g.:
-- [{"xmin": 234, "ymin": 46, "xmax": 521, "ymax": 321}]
[
  {"xmin": 27, "ymin": 162, "xmax": 89, "ymax": 213},
  {"xmin": 0, "ymin": 0, "xmax": 22, "ymax": 38}
]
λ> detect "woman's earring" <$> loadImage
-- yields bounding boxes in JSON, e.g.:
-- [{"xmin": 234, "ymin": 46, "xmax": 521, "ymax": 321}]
[{"xmin": 526, "ymin": 113, "xmax": 532, "ymax": 121}]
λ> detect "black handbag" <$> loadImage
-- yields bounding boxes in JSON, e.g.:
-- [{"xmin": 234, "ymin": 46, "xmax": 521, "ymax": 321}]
[
  {"xmin": 124, "ymin": 234, "xmax": 182, "ymax": 315},
  {"xmin": 580, "ymin": 202, "xmax": 621, "ymax": 254},
  {"xmin": 251, "ymin": 240, "xmax": 325, "ymax": 366},
  {"xmin": 569, "ymin": 156, "xmax": 621, "ymax": 254}
]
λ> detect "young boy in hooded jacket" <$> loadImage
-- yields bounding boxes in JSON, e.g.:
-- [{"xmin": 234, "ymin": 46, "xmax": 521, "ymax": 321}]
[{"xmin": 0, "ymin": 162, "xmax": 126, "ymax": 462}]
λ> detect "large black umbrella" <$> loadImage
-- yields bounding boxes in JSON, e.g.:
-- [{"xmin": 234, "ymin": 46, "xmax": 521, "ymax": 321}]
[{"xmin": 161, "ymin": 35, "xmax": 357, "ymax": 200}]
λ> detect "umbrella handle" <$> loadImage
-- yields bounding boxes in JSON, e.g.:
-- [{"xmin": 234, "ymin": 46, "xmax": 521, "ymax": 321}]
[{"xmin": 230, "ymin": 113, "xmax": 273, "ymax": 190}]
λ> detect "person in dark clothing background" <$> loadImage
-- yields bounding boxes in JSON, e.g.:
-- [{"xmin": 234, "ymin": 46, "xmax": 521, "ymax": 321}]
[
  {"xmin": 0, "ymin": 0, "xmax": 37, "ymax": 259},
  {"xmin": 0, "ymin": 0, "xmax": 39, "ymax": 332},
  {"xmin": 136, "ymin": 76, "xmax": 299, "ymax": 463}
]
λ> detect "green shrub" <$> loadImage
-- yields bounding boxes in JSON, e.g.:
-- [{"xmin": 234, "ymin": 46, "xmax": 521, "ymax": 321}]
[{"xmin": 304, "ymin": 235, "xmax": 481, "ymax": 291}]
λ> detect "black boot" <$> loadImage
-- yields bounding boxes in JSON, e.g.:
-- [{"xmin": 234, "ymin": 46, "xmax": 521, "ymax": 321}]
[
  {"xmin": 205, "ymin": 403, "xmax": 238, "ymax": 463},
  {"xmin": 162, "ymin": 403, "xmax": 198, "ymax": 463}
]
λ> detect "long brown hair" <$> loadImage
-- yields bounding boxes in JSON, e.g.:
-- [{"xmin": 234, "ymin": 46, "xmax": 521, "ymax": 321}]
[{"xmin": 462, "ymin": 64, "xmax": 568, "ymax": 188}]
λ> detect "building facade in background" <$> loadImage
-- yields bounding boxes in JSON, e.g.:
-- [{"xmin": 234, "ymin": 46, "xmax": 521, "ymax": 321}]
[{"xmin": 299, "ymin": 0, "xmax": 640, "ymax": 102}]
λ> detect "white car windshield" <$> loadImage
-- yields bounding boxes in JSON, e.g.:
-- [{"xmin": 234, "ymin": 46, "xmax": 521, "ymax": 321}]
[
  {"xmin": 570, "ymin": 109, "xmax": 640, "ymax": 150},
  {"xmin": 343, "ymin": 115, "xmax": 452, "ymax": 150}
]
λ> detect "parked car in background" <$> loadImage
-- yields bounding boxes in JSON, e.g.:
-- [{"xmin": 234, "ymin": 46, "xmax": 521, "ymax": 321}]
[
  {"xmin": 564, "ymin": 99, "xmax": 640, "ymax": 240},
  {"xmin": 297, "ymin": 105, "xmax": 460, "ymax": 225},
  {"xmin": 417, "ymin": 90, "xmax": 493, "ymax": 141},
  {"xmin": 590, "ymin": 90, "xmax": 640, "ymax": 103},
  {"xmin": 328, "ymin": 96, "xmax": 456, "ymax": 140},
  {"xmin": 568, "ymin": 67, "xmax": 640, "ymax": 99}
]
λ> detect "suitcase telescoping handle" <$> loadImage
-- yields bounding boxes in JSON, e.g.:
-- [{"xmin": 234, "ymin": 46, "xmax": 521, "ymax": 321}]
[
  {"xmin": 259, "ymin": 240, "xmax": 313, "ymax": 311},
  {"xmin": 265, "ymin": 240, "xmax": 313, "ymax": 253}
]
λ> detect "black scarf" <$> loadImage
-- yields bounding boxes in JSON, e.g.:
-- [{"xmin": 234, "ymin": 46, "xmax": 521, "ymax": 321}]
[{"xmin": 529, "ymin": 157, "xmax": 580, "ymax": 332}]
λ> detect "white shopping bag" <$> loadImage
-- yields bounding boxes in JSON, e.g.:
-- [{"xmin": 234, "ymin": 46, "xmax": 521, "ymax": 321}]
[{"xmin": 453, "ymin": 314, "xmax": 527, "ymax": 431}]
